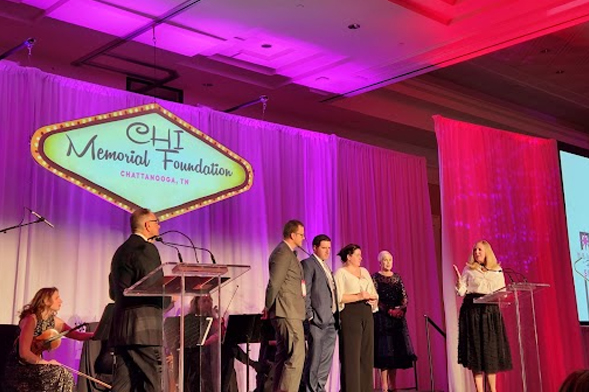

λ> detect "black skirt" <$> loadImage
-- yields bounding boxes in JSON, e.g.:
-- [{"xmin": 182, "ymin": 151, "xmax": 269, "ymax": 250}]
[
  {"xmin": 458, "ymin": 293, "xmax": 512, "ymax": 373},
  {"xmin": 373, "ymin": 311, "xmax": 416, "ymax": 369}
]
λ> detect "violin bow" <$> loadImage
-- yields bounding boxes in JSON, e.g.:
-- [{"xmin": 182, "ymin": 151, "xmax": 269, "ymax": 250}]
[
  {"xmin": 222, "ymin": 285, "xmax": 239, "ymax": 320},
  {"xmin": 220, "ymin": 285, "xmax": 239, "ymax": 344},
  {"xmin": 60, "ymin": 363, "xmax": 112, "ymax": 389}
]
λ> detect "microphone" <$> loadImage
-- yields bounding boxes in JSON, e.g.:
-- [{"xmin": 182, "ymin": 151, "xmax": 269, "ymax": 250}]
[
  {"xmin": 299, "ymin": 239, "xmax": 312, "ymax": 257},
  {"xmin": 501, "ymin": 268, "xmax": 515, "ymax": 284},
  {"xmin": 297, "ymin": 246, "xmax": 311, "ymax": 257},
  {"xmin": 155, "ymin": 230, "xmax": 203, "ymax": 264},
  {"xmin": 165, "ymin": 241, "xmax": 217, "ymax": 264},
  {"xmin": 502, "ymin": 267, "xmax": 528, "ymax": 283},
  {"xmin": 26, "ymin": 208, "xmax": 54, "ymax": 228},
  {"xmin": 193, "ymin": 245, "xmax": 217, "ymax": 264},
  {"xmin": 482, "ymin": 265, "xmax": 516, "ymax": 284},
  {"xmin": 157, "ymin": 239, "xmax": 184, "ymax": 263}
]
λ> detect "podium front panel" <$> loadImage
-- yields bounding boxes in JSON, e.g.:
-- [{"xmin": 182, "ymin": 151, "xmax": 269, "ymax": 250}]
[
  {"xmin": 475, "ymin": 282, "xmax": 549, "ymax": 392},
  {"xmin": 123, "ymin": 262, "xmax": 250, "ymax": 392}
]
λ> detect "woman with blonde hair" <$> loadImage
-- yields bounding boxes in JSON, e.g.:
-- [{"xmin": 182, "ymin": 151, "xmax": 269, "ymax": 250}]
[
  {"xmin": 453, "ymin": 240, "xmax": 512, "ymax": 392},
  {"xmin": 5, "ymin": 287, "xmax": 93, "ymax": 392}
]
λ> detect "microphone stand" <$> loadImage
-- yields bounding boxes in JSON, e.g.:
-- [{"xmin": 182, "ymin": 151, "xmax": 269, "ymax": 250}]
[
  {"xmin": 159, "ymin": 241, "xmax": 184, "ymax": 263},
  {"xmin": 297, "ymin": 246, "xmax": 311, "ymax": 257},
  {"xmin": 503, "ymin": 267, "xmax": 529, "ymax": 283},
  {"xmin": 502, "ymin": 269, "xmax": 516, "ymax": 284},
  {"xmin": 1, "ymin": 218, "xmax": 48, "ymax": 234},
  {"xmin": 4, "ymin": 209, "xmax": 53, "ymax": 325},
  {"xmin": 164, "ymin": 241, "xmax": 217, "ymax": 264},
  {"xmin": 158, "ymin": 230, "xmax": 200, "ymax": 263}
]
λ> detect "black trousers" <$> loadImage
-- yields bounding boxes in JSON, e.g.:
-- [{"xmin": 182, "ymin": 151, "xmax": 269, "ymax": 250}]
[
  {"xmin": 113, "ymin": 345, "xmax": 162, "ymax": 392},
  {"xmin": 339, "ymin": 302, "xmax": 374, "ymax": 392}
]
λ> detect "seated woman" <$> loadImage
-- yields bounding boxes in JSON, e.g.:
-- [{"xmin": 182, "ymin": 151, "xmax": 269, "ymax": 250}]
[
  {"xmin": 5, "ymin": 287, "xmax": 94, "ymax": 392},
  {"xmin": 183, "ymin": 295, "xmax": 259, "ymax": 392},
  {"xmin": 184, "ymin": 295, "xmax": 217, "ymax": 392}
]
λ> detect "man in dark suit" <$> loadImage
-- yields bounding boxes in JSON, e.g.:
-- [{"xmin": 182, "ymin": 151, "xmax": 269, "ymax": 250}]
[
  {"xmin": 264, "ymin": 220, "xmax": 306, "ymax": 392},
  {"xmin": 301, "ymin": 235, "xmax": 339, "ymax": 392},
  {"xmin": 109, "ymin": 208, "xmax": 166, "ymax": 392}
]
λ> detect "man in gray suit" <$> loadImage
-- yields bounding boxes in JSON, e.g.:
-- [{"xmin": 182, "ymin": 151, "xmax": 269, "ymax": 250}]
[
  {"xmin": 109, "ymin": 208, "xmax": 167, "ymax": 392},
  {"xmin": 301, "ymin": 235, "xmax": 339, "ymax": 392},
  {"xmin": 264, "ymin": 220, "xmax": 306, "ymax": 392}
]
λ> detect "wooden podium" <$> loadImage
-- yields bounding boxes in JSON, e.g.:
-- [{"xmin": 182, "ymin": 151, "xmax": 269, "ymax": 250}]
[
  {"xmin": 475, "ymin": 282, "xmax": 549, "ymax": 392},
  {"xmin": 125, "ymin": 262, "xmax": 250, "ymax": 392}
]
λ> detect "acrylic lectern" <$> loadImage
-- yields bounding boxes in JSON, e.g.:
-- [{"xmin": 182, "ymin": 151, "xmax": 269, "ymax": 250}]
[
  {"xmin": 124, "ymin": 262, "xmax": 250, "ymax": 392},
  {"xmin": 475, "ymin": 282, "xmax": 549, "ymax": 392}
]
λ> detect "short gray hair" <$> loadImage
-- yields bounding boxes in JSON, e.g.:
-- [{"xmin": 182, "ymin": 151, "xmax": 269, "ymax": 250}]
[{"xmin": 377, "ymin": 250, "xmax": 392, "ymax": 262}]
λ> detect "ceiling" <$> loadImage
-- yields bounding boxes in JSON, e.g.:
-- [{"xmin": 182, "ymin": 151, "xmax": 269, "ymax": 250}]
[{"xmin": 1, "ymin": 0, "xmax": 589, "ymax": 155}]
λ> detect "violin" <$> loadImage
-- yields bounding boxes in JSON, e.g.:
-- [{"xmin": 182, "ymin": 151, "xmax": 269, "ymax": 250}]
[
  {"xmin": 27, "ymin": 322, "xmax": 112, "ymax": 389},
  {"xmin": 31, "ymin": 322, "xmax": 88, "ymax": 356}
]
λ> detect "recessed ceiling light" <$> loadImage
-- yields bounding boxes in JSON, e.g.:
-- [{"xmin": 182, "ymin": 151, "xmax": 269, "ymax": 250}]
[
  {"xmin": 348, "ymin": 23, "xmax": 361, "ymax": 30},
  {"xmin": 261, "ymin": 43, "xmax": 272, "ymax": 49}
]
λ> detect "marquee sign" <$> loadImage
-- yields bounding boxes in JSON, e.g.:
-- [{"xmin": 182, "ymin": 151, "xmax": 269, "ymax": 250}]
[{"xmin": 30, "ymin": 103, "xmax": 253, "ymax": 221}]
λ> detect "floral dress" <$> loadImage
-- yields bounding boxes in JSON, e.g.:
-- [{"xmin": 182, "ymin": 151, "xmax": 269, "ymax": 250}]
[{"xmin": 5, "ymin": 315, "xmax": 75, "ymax": 392}]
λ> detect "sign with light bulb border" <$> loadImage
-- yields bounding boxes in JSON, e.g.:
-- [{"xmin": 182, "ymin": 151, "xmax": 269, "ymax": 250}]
[{"xmin": 30, "ymin": 103, "xmax": 253, "ymax": 221}]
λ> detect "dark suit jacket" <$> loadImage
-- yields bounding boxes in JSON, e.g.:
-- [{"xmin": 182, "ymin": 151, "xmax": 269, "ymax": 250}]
[
  {"xmin": 301, "ymin": 255, "xmax": 339, "ymax": 329},
  {"xmin": 108, "ymin": 234, "xmax": 166, "ymax": 346},
  {"xmin": 264, "ymin": 241, "xmax": 305, "ymax": 320}
]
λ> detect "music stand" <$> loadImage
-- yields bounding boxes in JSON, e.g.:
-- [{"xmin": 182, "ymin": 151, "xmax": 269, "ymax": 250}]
[
  {"xmin": 164, "ymin": 315, "xmax": 214, "ymax": 349},
  {"xmin": 224, "ymin": 314, "xmax": 263, "ymax": 392},
  {"xmin": 77, "ymin": 304, "xmax": 115, "ymax": 392},
  {"xmin": 92, "ymin": 303, "xmax": 114, "ymax": 341},
  {"xmin": 164, "ymin": 315, "xmax": 215, "ymax": 391}
]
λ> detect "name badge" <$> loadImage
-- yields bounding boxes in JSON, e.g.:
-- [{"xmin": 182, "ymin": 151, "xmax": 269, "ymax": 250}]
[{"xmin": 301, "ymin": 280, "xmax": 307, "ymax": 297}]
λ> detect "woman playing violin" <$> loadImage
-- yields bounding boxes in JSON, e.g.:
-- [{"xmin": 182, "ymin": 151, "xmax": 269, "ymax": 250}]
[
  {"xmin": 5, "ymin": 287, "xmax": 94, "ymax": 392},
  {"xmin": 182, "ymin": 295, "xmax": 258, "ymax": 392}
]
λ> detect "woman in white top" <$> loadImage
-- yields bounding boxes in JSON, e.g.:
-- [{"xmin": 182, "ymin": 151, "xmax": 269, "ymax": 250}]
[
  {"xmin": 453, "ymin": 240, "xmax": 512, "ymax": 392},
  {"xmin": 334, "ymin": 244, "xmax": 378, "ymax": 392}
]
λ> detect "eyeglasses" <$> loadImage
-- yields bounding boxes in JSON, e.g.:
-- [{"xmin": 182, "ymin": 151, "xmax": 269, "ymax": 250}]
[{"xmin": 147, "ymin": 219, "xmax": 160, "ymax": 225}]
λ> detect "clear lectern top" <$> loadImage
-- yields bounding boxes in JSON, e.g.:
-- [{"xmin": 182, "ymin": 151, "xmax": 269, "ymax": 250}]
[
  {"xmin": 124, "ymin": 262, "xmax": 250, "ymax": 296},
  {"xmin": 474, "ymin": 282, "xmax": 549, "ymax": 305}
]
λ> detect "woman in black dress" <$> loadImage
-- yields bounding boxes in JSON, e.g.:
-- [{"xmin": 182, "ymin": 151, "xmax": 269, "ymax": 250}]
[
  {"xmin": 453, "ymin": 240, "xmax": 512, "ymax": 392},
  {"xmin": 372, "ymin": 250, "xmax": 417, "ymax": 392},
  {"xmin": 5, "ymin": 287, "xmax": 94, "ymax": 392}
]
